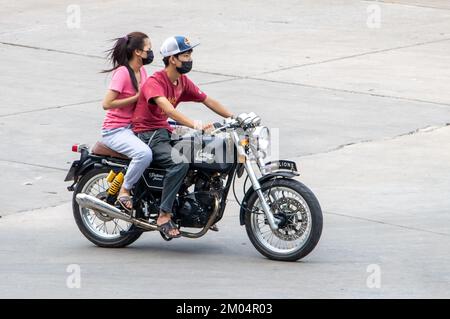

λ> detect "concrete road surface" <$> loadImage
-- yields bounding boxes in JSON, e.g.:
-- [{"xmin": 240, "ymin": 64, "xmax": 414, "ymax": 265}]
[{"xmin": 0, "ymin": 0, "xmax": 449, "ymax": 298}]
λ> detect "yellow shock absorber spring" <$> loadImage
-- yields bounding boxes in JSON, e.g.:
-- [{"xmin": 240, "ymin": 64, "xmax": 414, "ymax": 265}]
[
  {"xmin": 107, "ymin": 171, "xmax": 124, "ymax": 196},
  {"xmin": 106, "ymin": 170, "xmax": 117, "ymax": 183}
]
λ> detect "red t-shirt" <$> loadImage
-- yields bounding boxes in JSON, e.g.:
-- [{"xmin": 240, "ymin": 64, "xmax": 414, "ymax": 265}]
[{"xmin": 132, "ymin": 69, "xmax": 207, "ymax": 133}]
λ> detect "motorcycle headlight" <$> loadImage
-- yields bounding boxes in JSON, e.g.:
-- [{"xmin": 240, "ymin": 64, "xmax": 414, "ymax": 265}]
[{"xmin": 251, "ymin": 126, "xmax": 270, "ymax": 156}]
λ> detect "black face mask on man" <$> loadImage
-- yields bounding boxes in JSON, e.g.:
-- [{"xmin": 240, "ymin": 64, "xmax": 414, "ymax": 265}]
[
  {"xmin": 176, "ymin": 60, "xmax": 193, "ymax": 74},
  {"xmin": 142, "ymin": 50, "xmax": 154, "ymax": 65}
]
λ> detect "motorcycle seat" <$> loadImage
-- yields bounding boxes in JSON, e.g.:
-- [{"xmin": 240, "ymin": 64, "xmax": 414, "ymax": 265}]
[
  {"xmin": 91, "ymin": 141, "xmax": 130, "ymax": 160},
  {"xmin": 90, "ymin": 142, "xmax": 171, "ymax": 170}
]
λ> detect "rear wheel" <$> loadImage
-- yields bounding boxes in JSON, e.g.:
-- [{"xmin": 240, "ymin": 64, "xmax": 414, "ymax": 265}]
[
  {"xmin": 244, "ymin": 178, "xmax": 323, "ymax": 261},
  {"xmin": 72, "ymin": 168, "xmax": 142, "ymax": 248}
]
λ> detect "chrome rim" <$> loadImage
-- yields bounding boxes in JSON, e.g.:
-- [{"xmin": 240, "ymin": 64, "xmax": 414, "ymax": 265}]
[
  {"xmin": 79, "ymin": 173, "xmax": 132, "ymax": 240},
  {"xmin": 250, "ymin": 186, "xmax": 312, "ymax": 255}
]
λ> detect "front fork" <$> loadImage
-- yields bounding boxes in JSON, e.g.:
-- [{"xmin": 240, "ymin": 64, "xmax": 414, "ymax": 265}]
[
  {"xmin": 244, "ymin": 161, "xmax": 280, "ymax": 230},
  {"xmin": 232, "ymin": 132, "xmax": 280, "ymax": 230}
]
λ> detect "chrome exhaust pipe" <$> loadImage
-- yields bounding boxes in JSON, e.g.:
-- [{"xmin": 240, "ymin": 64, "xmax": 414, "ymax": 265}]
[{"xmin": 75, "ymin": 193, "xmax": 157, "ymax": 231}]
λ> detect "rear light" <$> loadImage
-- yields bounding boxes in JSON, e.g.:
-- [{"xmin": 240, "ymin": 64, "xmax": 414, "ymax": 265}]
[
  {"xmin": 72, "ymin": 144, "xmax": 80, "ymax": 153},
  {"xmin": 72, "ymin": 144, "xmax": 87, "ymax": 153}
]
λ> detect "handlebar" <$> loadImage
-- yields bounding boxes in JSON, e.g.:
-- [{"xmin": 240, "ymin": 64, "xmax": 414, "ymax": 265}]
[
  {"xmin": 168, "ymin": 116, "xmax": 252, "ymax": 135},
  {"xmin": 168, "ymin": 119, "xmax": 237, "ymax": 135}
]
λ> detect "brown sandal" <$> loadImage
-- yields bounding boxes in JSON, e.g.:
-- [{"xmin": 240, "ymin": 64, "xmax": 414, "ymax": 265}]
[{"xmin": 116, "ymin": 195, "xmax": 133, "ymax": 213}]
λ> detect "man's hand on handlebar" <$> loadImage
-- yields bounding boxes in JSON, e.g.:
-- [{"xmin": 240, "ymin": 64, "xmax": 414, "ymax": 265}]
[{"xmin": 201, "ymin": 122, "xmax": 215, "ymax": 134}]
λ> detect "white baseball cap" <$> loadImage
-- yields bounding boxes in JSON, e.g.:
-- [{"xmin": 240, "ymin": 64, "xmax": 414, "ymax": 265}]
[{"xmin": 160, "ymin": 35, "xmax": 200, "ymax": 57}]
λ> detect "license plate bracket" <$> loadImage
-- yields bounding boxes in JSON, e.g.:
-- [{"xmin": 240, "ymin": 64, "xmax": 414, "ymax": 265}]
[{"xmin": 64, "ymin": 160, "xmax": 80, "ymax": 182}]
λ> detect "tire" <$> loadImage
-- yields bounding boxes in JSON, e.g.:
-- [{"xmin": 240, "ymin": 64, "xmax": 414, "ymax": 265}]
[
  {"xmin": 244, "ymin": 178, "xmax": 323, "ymax": 261},
  {"xmin": 72, "ymin": 167, "xmax": 142, "ymax": 248}
]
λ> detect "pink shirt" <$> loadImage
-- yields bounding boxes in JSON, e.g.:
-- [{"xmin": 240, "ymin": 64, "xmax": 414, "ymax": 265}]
[{"xmin": 102, "ymin": 66, "xmax": 148, "ymax": 130}]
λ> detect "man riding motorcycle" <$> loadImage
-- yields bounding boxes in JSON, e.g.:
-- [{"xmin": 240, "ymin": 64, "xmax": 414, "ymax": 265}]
[{"xmin": 132, "ymin": 35, "xmax": 234, "ymax": 238}]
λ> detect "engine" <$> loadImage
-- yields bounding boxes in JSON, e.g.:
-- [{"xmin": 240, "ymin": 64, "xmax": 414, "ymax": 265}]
[{"xmin": 174, "ymin": 172, "xmax": 225, "ymax": 228}]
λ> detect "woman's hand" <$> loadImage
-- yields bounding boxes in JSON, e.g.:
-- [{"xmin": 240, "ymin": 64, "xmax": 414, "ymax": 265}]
[
  {"xmin": 102, "ymin": 89, "xmax": 140, "ymax": 110},
  {"xmin": 131, "ymin": 88, "xmax": 140, "ymax": 102}
]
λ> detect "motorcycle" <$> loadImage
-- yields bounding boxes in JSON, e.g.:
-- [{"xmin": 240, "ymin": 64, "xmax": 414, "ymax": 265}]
[{"xmin": 65, "ymin": 112, "xmax": 323, "ymax": 261}]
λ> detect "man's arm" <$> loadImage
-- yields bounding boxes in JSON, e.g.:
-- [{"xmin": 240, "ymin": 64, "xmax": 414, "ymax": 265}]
[
  {"xmin": 153, "ymin": 96, "xmax": 199, "ymax": 129},
  {"xmin": 202, "ymin": 96, "xmax": 233, "ymax": 118}
]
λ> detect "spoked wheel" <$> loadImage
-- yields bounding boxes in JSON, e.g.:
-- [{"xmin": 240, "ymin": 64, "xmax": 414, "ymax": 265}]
[
  {"xmin": 244, "ymin": 178, "xmax": 323, "ymax": 261},
  {"xmin": 72, "ymin": 168, "xmax": 142, "ymax": 248}
]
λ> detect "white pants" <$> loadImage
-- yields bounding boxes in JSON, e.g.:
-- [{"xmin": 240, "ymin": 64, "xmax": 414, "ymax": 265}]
[{"xmin": 101, "ymin": 125, "xmax": 152, "ymax": 190}]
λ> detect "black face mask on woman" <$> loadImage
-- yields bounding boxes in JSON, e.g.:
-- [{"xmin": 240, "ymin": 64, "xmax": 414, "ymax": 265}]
[
  {"xmin": 176, "ymin": 60, "xmax": 193, "ymax": 74},
  {"xmin": 142, "ymin": 50, "xmax": 154, "ymax": 65}
]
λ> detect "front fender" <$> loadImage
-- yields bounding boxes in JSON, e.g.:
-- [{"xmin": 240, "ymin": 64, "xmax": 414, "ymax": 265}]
[{"xmin": 239, "ymin": 171, "xmax": 299, "ymax": 225}]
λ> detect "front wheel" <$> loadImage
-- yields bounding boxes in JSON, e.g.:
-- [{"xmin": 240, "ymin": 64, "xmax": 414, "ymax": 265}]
[{"xmin": 244, "ymin": 178, "xmax": 323, "ymax": 261}]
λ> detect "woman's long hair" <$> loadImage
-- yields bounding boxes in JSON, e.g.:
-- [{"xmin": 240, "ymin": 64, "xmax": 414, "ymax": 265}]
[{"xmin": 102, "ymin": 31, "xmax": 149, "ymax": 92}]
